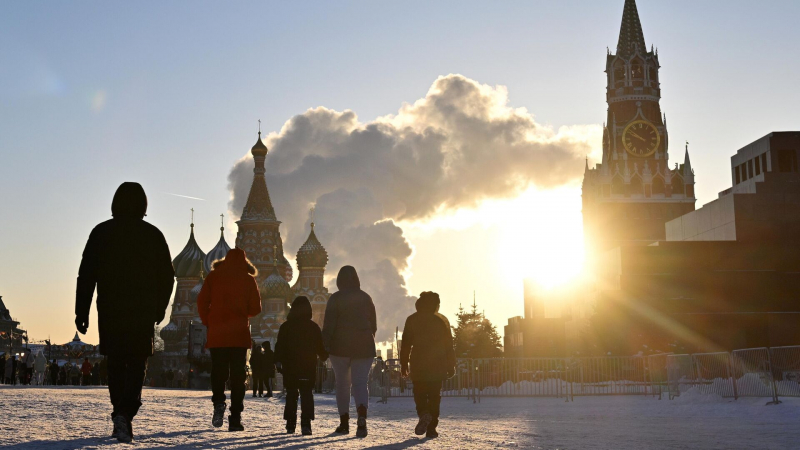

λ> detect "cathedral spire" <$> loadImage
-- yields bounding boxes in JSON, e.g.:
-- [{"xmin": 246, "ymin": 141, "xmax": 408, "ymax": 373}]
[
  {"xmin": 616, "ymin": 0, "xmax": 646, "ymax": 58},
  {"xmin": 241, "ymin": 125, "xmax": 278, "ymax": 222}
]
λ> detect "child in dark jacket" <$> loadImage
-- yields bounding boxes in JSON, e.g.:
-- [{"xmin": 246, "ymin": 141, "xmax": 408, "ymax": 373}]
[
  {"xmin": 275, "ymin": 296, "xmax": 329, "ymax": 435},
  {"xmin": 400, "ymin": 291, "xmax": 456, "ymax": 439}
]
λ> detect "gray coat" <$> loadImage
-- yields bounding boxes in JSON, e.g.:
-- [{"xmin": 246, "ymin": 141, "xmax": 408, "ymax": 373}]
[{"xmin": 322, "ymin": 266, "xmax": 377, "ymax": 359}]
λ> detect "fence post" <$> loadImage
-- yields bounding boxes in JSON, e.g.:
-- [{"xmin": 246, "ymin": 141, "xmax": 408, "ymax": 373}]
[
  {"xmin": 727, "ymin": 353, "xmax": 738, "ymax": 400},
  {"xmin": 765, "ymin": 348, "xmax": 781, "ymax": 405}
]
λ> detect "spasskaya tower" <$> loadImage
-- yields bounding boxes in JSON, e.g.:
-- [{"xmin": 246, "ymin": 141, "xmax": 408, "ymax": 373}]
[{"xmin": 582, "ymin": 0, "xmax": 696, "ymax": 258}]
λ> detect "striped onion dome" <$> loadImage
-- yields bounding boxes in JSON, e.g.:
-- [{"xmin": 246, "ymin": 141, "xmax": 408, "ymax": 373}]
[
  {"xmin": 204, "ymin": 227, "xmax": 231, "ymax": 274},
  {"xmin": 261, "ymin": 266, "xmax": 292, "ymax": 300},
  {"xmin": 173, "ymin": 224, "xmax": 206, "ymax": 278},
  {"xmin": 296, "ymin": 223, "xmax": 328, "ymax": 270}
]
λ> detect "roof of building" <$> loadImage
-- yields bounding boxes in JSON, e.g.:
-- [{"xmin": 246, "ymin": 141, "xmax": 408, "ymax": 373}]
[
  {"xmin": 616, "ymin": 0, "xmax": 646, "ymax": 58},
  {"xmin": 296, "ymin": 223, "xmax": 328, "ymax": 269},
  {"xmin": 173, "ymin": 224, "xmax": 207, "ymax": 278}
]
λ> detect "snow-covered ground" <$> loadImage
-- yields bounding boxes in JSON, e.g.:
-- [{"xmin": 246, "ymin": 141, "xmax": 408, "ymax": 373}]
[{"xmin": 1, "ymin": 386, "xmax": 799, "ymax": 449}]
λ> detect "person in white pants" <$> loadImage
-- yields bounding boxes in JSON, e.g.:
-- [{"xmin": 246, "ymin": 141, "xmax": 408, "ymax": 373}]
[
  {"xmin": 34, "ymin": 350, "xmax": 48, "ymax": 385},
  {"xmin": 322, "ymin": 266, "xmax": 377, "ymax": 438}
]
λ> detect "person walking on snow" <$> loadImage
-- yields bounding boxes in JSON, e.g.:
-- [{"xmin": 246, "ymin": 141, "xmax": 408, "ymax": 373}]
[
  {"xmin": 262, "ymin": 341, "xmax": 275, "ymax": 397},
  {"xmin": 34, "ymin": 351, "xmax": 47, "ymax": 385},
  {"xmin": 275, "ymin": 296, "xmax": 329, "ymax": 435},
  {"xmin": 400, "ymin": 291, "xmax": 456, "ymax": 439},
  {"xmin": 75, "ymin": 182, "xmax": 175, "ymax": 443},
  {"xmin": 81, "ymin": 357, "xmax": 93, "ymax": 386},
  {"xmin": 249, "ymin": 342, "xmax": 264, "ymax": 397},
  {"xmin": 197, "ymin": 247, "xmax": 262, "ymax": 432},
  {"xmin": 322, "ymin": 266, "xmax": 377, "ymax": 438},
  {"xmin": 49, "ymin": 360, "xmax": 59, "ymax": 386}
]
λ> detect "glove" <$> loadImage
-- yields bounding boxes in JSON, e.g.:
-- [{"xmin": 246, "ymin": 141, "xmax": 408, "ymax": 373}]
[{"xmin": 75, "ymin": 315, "xmax": 89, "ymax": 334}]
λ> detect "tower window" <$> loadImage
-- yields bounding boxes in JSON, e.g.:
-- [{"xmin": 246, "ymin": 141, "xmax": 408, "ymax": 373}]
[
  {"xmin": 612, "ymin": 176, "xmax": 624, "ymax": 195},
  {"xmin": 671, "ymin": 176, "xmax": 685, "ymax": 195}
]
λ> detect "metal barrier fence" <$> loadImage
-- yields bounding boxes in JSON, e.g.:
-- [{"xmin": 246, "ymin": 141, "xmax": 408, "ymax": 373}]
[{"xmin": 363, "ymin": 345, "xmax": 800, "ymax": 402}]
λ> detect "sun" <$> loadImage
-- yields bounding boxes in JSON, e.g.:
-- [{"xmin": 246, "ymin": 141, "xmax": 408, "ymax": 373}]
[{"xmin": 494, "ymin": 185, "xmax": 586, "ymax": 291}]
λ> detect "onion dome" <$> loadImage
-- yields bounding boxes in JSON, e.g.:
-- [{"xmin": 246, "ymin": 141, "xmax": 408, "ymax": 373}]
[
  {"xmin": 160, "ymin": 321, "xmax": 178, "ymax": 341},
  {"xmin": 251, "ymin": 130, "xmax": 268, "ymax": 157},
  {"xmin": 296, "ymin": 223, "xmax": 328, "ymax": 270},
  {"xmin": 204, "ymin": 216, "xmax": 231, "ymax": 274},
  {"xmin": 173, "ymin": 222, "xmax": 206, "ymax": 278},
  {"xmin": 261, "ymin": 265, "xmax": 292, "ymax": 300}
]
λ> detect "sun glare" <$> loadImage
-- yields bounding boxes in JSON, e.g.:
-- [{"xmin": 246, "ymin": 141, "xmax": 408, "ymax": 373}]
[{"xmin": 493, "ymin": 186, "xmax": 586, "ymax": 291}]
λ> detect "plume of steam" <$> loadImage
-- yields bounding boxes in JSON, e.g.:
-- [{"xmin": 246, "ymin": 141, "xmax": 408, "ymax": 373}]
[{"xmin": 227, "ymin": 74, "xmax": 596, "ymax": 341}]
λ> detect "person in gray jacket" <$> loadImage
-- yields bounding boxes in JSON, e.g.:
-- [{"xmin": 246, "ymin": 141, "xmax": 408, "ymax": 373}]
[{"xmin": 322, "ymin": 266, "xmax": 376, "ymax": 438}]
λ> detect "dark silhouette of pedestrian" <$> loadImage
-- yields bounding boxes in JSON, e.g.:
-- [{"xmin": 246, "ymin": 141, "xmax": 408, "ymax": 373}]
[
  {"xmin": 322, "ymin": 265, "xmax": 377, "ymax": 438},
  {"xmin": 250, "ymin": 342, "xmax": 264, "ymax": 397},
  {"xmin": 81, "ymin": 357, "xmax": 93, "ymax": 386},
  {"xmin": 75, "ymin": 182, "xmax": 175, "ymax": 443},
  {"xmin": 197, "ymin": 247, "xmax": 262, "ymax": 432},
  {"xmin": 49, "ymin": 360, "xmax": 59, "ymax": 386},
  {"xmin": 262, "ymin": 341, "xmax": 275, "ymax": 397},
  {"xmin": 400, "ymin": 291, "xmax": 456, "ymax": 439},
  {"xmin": 166, "ymin": 368, "xmax": 175, "ymax": 388},
  {"xmin": 91, "ymin": 362, "xmax": 100, "ymax": 385},
  {"xmin": 275, "ymin": 296, "xmax": 329, "ymax": 435}
]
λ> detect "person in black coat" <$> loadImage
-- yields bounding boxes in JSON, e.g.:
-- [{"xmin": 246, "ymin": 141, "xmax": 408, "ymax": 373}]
[
  {"xmin": 262, "ymin": 341, "xmax": 275, "ymax": 397},
  {"xmin": 275, "ymin": 296, "xmax": 328, "ymax": 435},
  {"xmin": 400, "ymin": 291, "xmax": 456, "ymax": 439},
  {"xmin": 75, "ymin": 182, "xmax": 175, "ymax": 443},
  {"xmin": 249, "ymin": 342, "xmax": 264, "ymax": 397}
]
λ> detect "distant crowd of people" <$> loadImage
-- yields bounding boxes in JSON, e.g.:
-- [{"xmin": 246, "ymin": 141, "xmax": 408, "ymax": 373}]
[
  {"xmin": 2, "ymin": 353, "xmax": 108, "ymax": 386},
  {"xmin": 66, "ymin": 182, "xmax": 456, "ymax": 443}
]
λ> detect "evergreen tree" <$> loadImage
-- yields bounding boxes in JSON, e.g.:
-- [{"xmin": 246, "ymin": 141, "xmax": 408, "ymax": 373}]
[{"xmin": 452, "ymin": 298, "xmax": 503, "ymax": 358}]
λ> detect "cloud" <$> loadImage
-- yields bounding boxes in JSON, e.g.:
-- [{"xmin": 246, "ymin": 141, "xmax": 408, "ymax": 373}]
[{"xmin": 227, "ymin": 74, "xmax": 598, "ymax": 341}]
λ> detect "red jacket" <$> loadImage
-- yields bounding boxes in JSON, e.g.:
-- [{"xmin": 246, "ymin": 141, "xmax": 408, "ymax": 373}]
[
  {"xmin": 197, "ymin": 248, "xmax": 262, "ymax": 348},
  {"xmin": 81, "ymin": 361, "xmax": 93, "ymax": 376}
]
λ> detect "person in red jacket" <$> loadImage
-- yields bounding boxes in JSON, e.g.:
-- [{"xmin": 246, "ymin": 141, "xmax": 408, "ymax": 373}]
[
  {"xmin": 81, "ymin": 357, "xmax": 93, "ymax": 386},
  {"xmin": 197, "ymin": 248, "xmax": 262, "ymax": 432}
]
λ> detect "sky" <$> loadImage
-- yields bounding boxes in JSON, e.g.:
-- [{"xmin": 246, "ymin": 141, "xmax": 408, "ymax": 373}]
[{"xmin": 2, "ymin": 1, "xmax": 800, "ymax": 346}]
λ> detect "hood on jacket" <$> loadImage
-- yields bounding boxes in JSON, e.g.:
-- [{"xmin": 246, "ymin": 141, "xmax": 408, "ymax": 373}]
[
  {"xmin": 111, "ymin": 182, "xmax": 148, "ymax": 218},
  {"xmin": 212, "ymin": 248, "xmax": 258, "ymax": 276},
  {"xmin": 288, "ymin": 296, "xmax": 313, "ymax": 321},
  {"xmin": 415, "ymin": 291, "xmax": 440, "ymax": 314},
  {"xmin": 336, "ymin": 265, "xmax": 360, "ymax": 290}
]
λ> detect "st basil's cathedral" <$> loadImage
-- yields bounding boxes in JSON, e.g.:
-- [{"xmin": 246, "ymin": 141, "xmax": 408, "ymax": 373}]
[{"xmin": 157, "ymin": 131, "xmax": 330, "ymax": 374}]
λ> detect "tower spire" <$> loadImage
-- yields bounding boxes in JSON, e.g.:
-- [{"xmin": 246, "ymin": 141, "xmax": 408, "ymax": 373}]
[
  {"xmin": 616, "ymin": 0, "xmax": 646, "ymax": 58},
  {"xmin": 220, "ymin": 213, "xmax": 225, "ymax": 237}
]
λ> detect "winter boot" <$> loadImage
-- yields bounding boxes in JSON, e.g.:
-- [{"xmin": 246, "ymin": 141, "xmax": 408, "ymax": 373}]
[
  {"xmin": 426, "ymin": 418, "xmax": 439, "ymax": 439},
  {"xmin": 286, "ymin": 418, "xmax": 297, "ymax": 434},
  {"xmin": 415, "ymin": 413, "xmax": 432, "ymax": 436},
  {"xmin": 212, "ymin": 403, "xmax": 226, "ymax": 428},
  {"xmin": 111, "ymin": 416, "xmax": 123, "ymax": 439},
  {"xmin": 356, "ymin": 405, "xmax": 368, "ymax": 438},
  {"xmin": 301, "ymin": 418, "xmax": 312, "ymax": 436},
  {"xmin": 113, "ymin": 416, "xmax": 132, "ymax": 443},
  {"xmin": 334, "ymin": 414, "xmax": 349, "ymax": 434},
  {"xmin": 228, "ymin": 415, "xmax": 244, "ymax": 432}
]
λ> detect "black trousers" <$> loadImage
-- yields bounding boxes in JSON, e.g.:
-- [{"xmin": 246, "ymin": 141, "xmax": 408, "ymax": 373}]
[
  {"xmin": 284, "ymin": 376, "xmax": 315, "ymax": 421},
  {"xmin": 210, "ymin": 348, "xmax": 247, "ymax": 416},
  {"xmin": 107, "ymin": 355, "xmax": 148, "ymax": 420},
  {"xmin": 252, "ymin": 374, "xmax": 264, "ymax": 396},
  {"xmin": 413, "ymin": 379, "xmax": 443, "ymax": 421}
]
